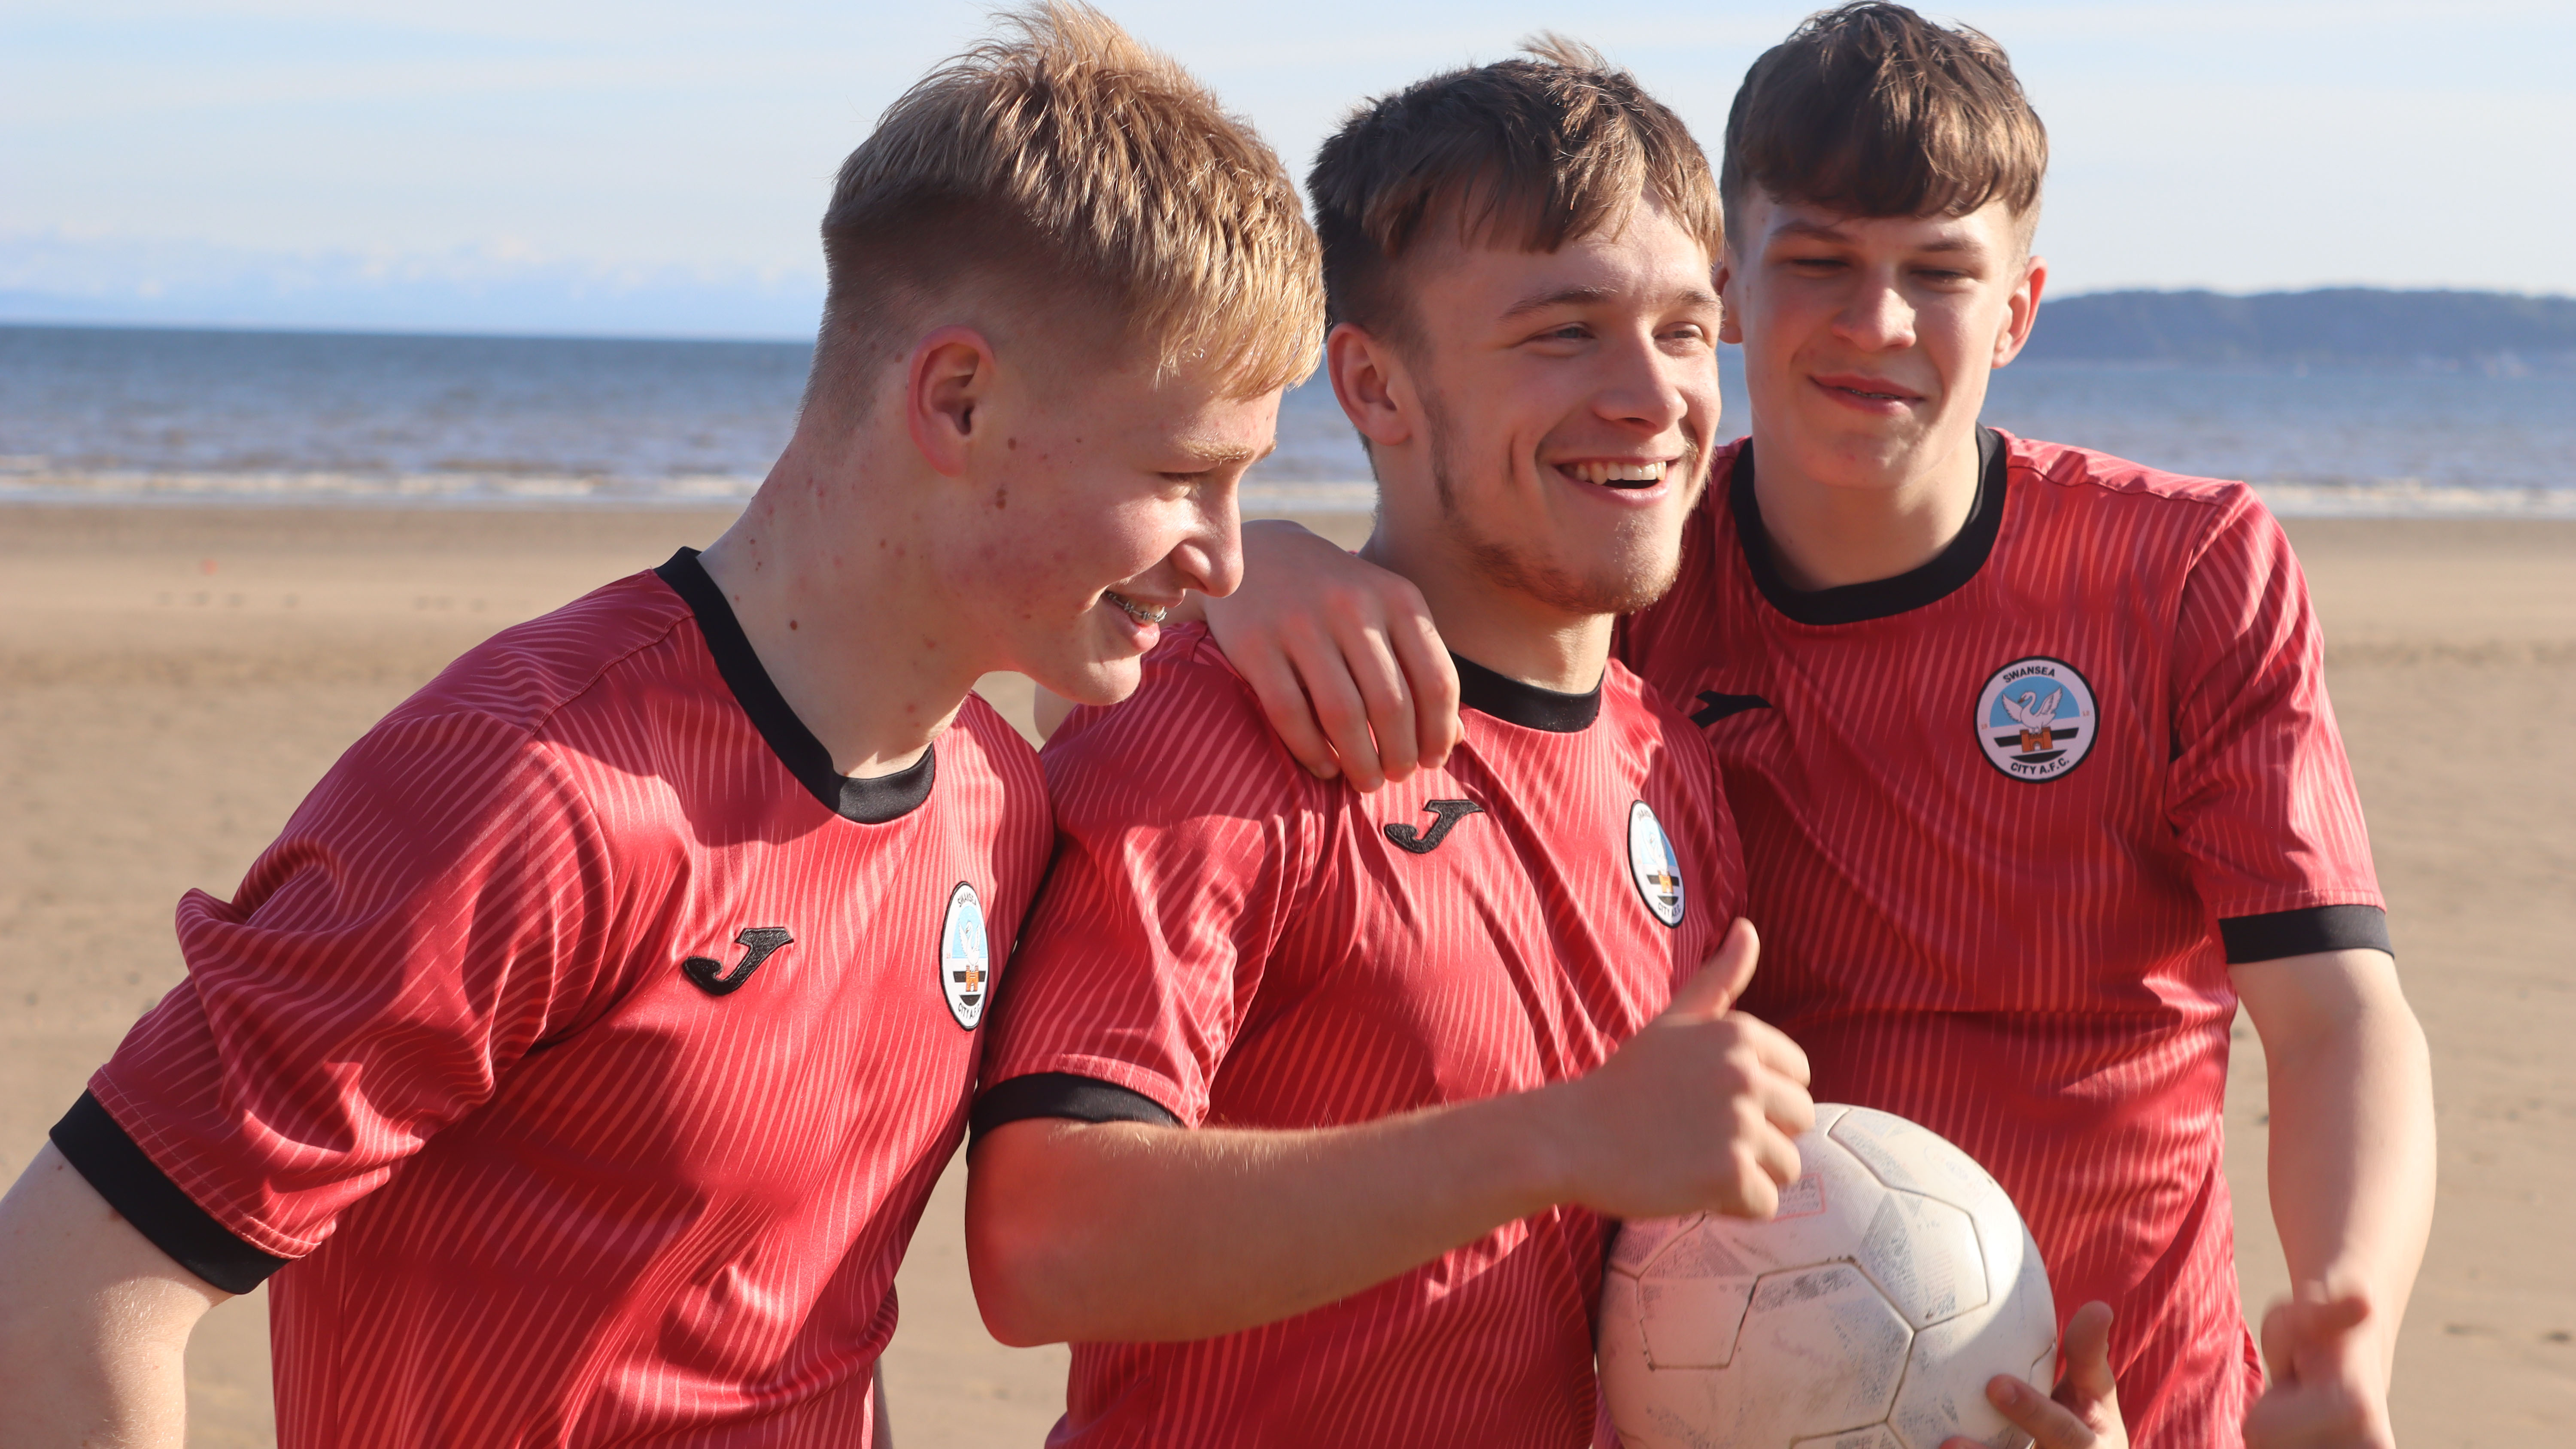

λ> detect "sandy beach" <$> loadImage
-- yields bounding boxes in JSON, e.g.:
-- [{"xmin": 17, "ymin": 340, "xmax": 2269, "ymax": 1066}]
[{"xmin": 0, "ymin": 501, "xmax": 2567, "ymax": 1447}]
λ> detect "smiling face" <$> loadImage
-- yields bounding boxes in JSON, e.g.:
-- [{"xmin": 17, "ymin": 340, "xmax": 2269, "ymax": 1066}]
[
  {"xmin": 1342, "ymin": 196, "xmax": 1722, "ymax": 620},
  {"xmin": 1718, "ymin": 190, "xmax": 2044, "ymax": 499},
  {"xmin": 957, "ymin": 351, "xmax": 1279, "ymax": 706}
]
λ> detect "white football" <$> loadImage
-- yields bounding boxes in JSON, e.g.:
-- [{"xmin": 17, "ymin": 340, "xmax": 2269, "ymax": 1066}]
[{"xmin": 1599, "ymin": 1104, "xmax": 2057, "ymax": 1449}]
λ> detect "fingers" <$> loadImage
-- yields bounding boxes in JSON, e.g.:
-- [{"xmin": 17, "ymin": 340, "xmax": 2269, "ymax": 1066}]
[
  {"xmin": 1229, "ymin": 635, "xmax": 1346, "ymax": 782},
  {"xmin": 1665, "ymin": 919, "xmax": 1760, "ymax": 1019},
  {"xmin": 1205, "ymin": 522, "xmax": 1449, "ymax": 791},
  {"xmin": 1729, "ymin": 1011, "xmax": 1812, "ymax": 1091},
  {"xmin": 1385, "ymin": 608, "xmax": 1461, "ymax": 774},
  {"xmin": 2246, "ymin": 1287, "xmax": 2383, "ymax": 1449},
  {"xmin": 1284, "ymin": 612, "xmax": 1391, "ymax": 791},
  {"xmin": 1324, "ymin": 607, "xmax": 1419, "ymax": 784},
  {"xmin": 1743, "ymin": 1115, "xmax": 1804, "ymax": 1194},
  {"xmin": 1966, "ymin": 1373, "xmax": 2108, "ymax": 1449},
  {"xmin": 1755, "ymin": 1062, "xmax": 1817, "ymax": 1140},
  {"xmin": 2258, "ymin": 1285, "xmax": 2371, "ymax": 1389},
  {"xmin": 2242, "ymin": 1388, "xmax": 2379, "ymax": 1449},
  {"xmin": 2059, "ymin": 1301, "xmax": 2118, "ymax": 1403}
]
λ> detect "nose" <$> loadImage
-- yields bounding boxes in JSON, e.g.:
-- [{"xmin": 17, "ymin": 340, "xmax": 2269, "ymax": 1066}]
[
  {"xmin": 1592, "ymin": 328, "xmax": 1693, "ymax": 436},
  {"xmin": 1173, "ymin": 474, "xmax": 1244, "ymax": 599},
  {"xmin": 1834, "ymin": 270, "xmax": 1917, "ymax": 352}
]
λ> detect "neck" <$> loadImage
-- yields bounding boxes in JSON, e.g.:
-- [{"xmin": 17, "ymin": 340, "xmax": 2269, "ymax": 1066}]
[
  {"xmin": 1749, "ymin": 424, "xmax": 1983, "ymax": 591},
  {"xmin": 696, "ymin": 434, "xmax": 988, "ymax": 776},
  {"xmin": 1358, "ymin": 521, "xmax": 1610, "ymax": 697}
]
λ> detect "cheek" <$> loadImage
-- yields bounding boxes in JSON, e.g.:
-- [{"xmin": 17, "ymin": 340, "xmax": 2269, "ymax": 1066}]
[{"xmin": 1039, "ymin": 479, "xmax": 1173, "ymax": 580}]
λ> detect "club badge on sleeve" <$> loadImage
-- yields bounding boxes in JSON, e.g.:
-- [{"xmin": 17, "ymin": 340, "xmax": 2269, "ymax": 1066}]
[
  {"xmin": 1627, "ymin": 801, "xmax": 1686, "ymax": 928},
  {"xmin": 1975, "ymin": 657, "xmax": 2099, "ymax": 781},
  {"xmin": 939, "ymin": 882, "xmax": 990, "ymax": 1030}
]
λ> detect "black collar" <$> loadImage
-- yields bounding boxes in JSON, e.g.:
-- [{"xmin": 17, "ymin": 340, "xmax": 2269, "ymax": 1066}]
[
  {"xmin": 1732, "ymin": 425, "xmax": 2006, "ymax": 626},
  {"xmin": 653, "ymin": 547, "xmax": 935, "ymax": 824},
  {"xmin": 1452, "ymin": 652, "xmax": 1602, "ymax": 733}
]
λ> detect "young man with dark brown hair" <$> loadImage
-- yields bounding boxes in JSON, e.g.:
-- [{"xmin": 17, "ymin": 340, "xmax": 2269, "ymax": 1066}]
[
  {"xmin": 0, "ymin": 7, "xmax": 1320, "ymax": 1444},
  {"xmin": 962, "ymin": 45, "xmax": 1823, "ymax": 1449},
  {"xmin": 1197, "ymin": 6, "xmax": 2432, "ymax": 1448}
]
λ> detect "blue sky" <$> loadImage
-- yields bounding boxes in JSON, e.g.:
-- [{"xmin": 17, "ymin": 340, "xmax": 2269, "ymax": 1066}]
[{"xmin": 4, "ymin": 0, "xmax": 2570, "ymax": 338}]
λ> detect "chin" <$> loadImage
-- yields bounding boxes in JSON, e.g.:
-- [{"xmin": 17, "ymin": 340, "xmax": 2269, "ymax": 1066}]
[{"xmin": 1030, "ymin": 655, "xmax": 1146, "ymax": 710}]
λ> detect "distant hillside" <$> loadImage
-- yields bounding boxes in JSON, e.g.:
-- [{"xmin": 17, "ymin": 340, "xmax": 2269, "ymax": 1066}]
[{"xmin": 2025, "ymin": 288, "xmax": 2576, "ymax": 368}]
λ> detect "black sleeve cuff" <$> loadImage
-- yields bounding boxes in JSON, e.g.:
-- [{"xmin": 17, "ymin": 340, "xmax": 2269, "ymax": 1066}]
[
  {"xmin": 2218, "ymin": 904, "xmax": 2392, "ymax": 965},
  {"xmin": 969, "ymin": 1072, "xmax": 1182, "ymax": 1148},
  {"xmin": 49, "ymin": 1092, "xmax": 289, "ymax": 1294}
]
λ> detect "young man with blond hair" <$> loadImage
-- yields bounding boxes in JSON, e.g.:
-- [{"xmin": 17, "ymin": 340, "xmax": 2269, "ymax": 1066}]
[
  {"xmin": 963, "ymin": 46, "xmax": 1823, "ymax": 1449},
  {"xmin": 1201, "ymin": 6, "xmax": 2432, "ymax": 1448},
  {"xmin": 0, "ymin": 7, "xmax": 1319, "ymax": 1444}
]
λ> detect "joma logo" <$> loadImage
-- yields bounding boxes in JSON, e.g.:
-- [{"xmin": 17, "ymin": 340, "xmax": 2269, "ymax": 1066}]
[
  {"xmin": 1384, "ymin": 799, "xmax": 1483, "ymax": 855},
  {"xmin": 682, "ymin": 927, "xmax": 793, "ymax": 996}
]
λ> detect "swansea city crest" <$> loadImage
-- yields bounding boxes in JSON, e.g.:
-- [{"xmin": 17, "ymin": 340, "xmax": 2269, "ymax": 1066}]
[
  {"xmin": 938, "ymin": 881, "xmax": 990, "ymax": 1030},
  {"xmin": 1626, "ymin": 801, "xmax": 1686, "ymax": 928},
  {"xmin": 1975, "ymin": 656, "xmax": 2099, "ymax": 781}
]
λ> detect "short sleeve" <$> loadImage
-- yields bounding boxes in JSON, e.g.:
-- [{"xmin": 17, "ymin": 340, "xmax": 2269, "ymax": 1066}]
[
  {"xmin": 978, "ymin": 639, "xmax": 1325, "ymax": 1127},
  {"xmin": 76, "ymin": 710, "xmax": 614, "ymax": 1265},
  {"xmin": 2165, "ymin": 497, "xmax": 2386, "ymax": 960}
]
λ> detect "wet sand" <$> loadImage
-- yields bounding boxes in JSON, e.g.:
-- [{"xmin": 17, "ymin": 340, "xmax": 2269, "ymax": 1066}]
[{"xmin": 0, "ymin": 503, "xmax": 2567, "ymax": 1446}]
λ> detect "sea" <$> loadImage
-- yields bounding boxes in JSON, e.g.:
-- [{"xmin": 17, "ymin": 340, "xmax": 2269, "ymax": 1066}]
[{"xmin": 3, "ymin": 323, "xmax": 2572, "ymax": 517}]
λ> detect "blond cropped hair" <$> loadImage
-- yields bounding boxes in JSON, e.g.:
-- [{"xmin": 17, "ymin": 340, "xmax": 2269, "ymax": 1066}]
[{"xmin": 806, "ymin": 3, "xmax": 1322, "ymax": 419}]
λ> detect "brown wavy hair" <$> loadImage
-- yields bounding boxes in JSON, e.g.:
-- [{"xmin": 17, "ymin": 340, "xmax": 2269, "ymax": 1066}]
[
  {"xmin": 1307, "ymin": 36, "xmax": 1722, "ymax": 349},
  {"xmin": 1723, "ymin": 3, "xmax": 2048, "ymax": 245}
]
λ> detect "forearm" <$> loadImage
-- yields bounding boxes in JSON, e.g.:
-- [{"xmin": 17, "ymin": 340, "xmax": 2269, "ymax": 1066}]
[
  {"xmin": 966, "ymin": 1087, "xmax": 1568, "ymax": 1345},
  {"xmin": 2248, "ymin": 951, "xmax": 2436, "ymax": 1372},
  {"xmin": 0, "ymin": 1142, "xmax": 225, "ymax": 1446}
]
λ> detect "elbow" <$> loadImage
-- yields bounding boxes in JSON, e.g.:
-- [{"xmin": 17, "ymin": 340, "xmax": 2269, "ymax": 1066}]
[
  {"xmin": 967, "ymin": 1232, "xmax": 1068, "ymax": 1349},
  {"xmin": 963, "ymin": 1139, "xmax": 1086, "ymax": 1348}
]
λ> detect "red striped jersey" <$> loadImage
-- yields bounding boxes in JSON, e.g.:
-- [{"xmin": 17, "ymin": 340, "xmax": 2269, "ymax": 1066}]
[
  {"xmin": 51, "ymin": 549, "xmax": 1050, "ymax": 1447},
  {"xmin": 1616, "ymin": 428, "xmax": 2386, "ymax": 1443},
  {"xmin": 974, "ymin": 625, "xmax": 1745, "ymax": 1449}
]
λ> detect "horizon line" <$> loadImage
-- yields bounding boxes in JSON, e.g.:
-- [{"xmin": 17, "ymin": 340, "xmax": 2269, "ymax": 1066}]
[{"xmin": 6, "ymin": 282, "xmax": 2572, "ymax": 351}]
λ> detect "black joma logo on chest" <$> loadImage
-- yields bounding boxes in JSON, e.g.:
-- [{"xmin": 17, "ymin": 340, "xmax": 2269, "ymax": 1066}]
[
  {"xmin": 1692, "ymin": 690, "xmax": 1772, "ymax": 726},
  {"xmin": 1384, "ymin": 799, "xmax": 1483, "ymax": 854},
  {"xmin": 682, "ymin": 927, "xmax": 793, "ymax": 996}
]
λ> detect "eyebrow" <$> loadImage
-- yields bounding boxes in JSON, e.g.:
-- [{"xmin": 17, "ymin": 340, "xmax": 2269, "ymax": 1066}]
[
  {"xmin": 1771, "ymin": 217, "xmax": 1981, "ymax": 254},
  {"xmin": 1172, "ymin": 437, "xmax": 1276, "ymax": 467},
  {"xmin": 1498, "ymin": 283, "xmax": 1722, "ymax": 320}
]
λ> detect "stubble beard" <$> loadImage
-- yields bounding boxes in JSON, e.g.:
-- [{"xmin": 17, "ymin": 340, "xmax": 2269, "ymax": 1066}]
[{"xmin": 1422, "ymin": 385, "xmax": 1701, "ymax": 618}]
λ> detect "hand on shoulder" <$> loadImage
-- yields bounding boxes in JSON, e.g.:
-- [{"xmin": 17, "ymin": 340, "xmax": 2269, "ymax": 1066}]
[{"xmin": 1198, "ymin": 520, "xmax": 1459, "ymax": 791}]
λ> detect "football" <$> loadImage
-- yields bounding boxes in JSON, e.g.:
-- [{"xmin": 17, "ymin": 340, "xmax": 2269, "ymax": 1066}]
[{"xmin": 1598, "ymin": 1104, "xmax": 2058, "ymax": 1449}]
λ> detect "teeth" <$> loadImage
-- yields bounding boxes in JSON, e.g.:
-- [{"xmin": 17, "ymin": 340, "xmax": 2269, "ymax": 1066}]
[
  {"xmin": 1567, "ymin": 460, "xmax": 1668, "ymax": 485},
  {"xmin": 1106, "ymin": 592, "xmax": 1168, "ymax": 625}
]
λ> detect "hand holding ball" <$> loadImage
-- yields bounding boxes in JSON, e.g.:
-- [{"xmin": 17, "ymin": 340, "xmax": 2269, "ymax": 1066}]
[{"xmin": 1599, "ymin": 1105, "xmax": 2059, "ymax": 1449}]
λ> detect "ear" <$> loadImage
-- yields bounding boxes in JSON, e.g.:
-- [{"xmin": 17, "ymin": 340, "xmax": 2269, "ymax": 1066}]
[
  {"xmin": 904, "ymin": 326, "xmax": 1001, "ymax": 477},
  {"xmin": 1325, "ymin": 322, "xmax": 1416, "ymax": 450},
  {"xmin": 1714, "ymin": 249, "xmax": 1745, "ymax": 346},
  {"xmin": 1992, "ymin": 253, "xmax": 2047, "ymax": 368}
]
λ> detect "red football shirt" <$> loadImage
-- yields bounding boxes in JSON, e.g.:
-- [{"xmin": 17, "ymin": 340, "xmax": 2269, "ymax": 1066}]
[
  {"xmin": 1617, "ymin": 428, "xmax": 2386, "ymax": 1443},
  {"xmin": 975, "ymin": 626, "xmax": 1746, "ymax": 1449},
  {"xmin": 52, "ymin": 550, "xmax": 1050, "ymax": 1446}
]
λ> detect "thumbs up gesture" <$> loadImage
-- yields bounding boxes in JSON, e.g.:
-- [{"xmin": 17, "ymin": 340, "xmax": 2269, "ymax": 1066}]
[{"xmin": 1543, "ymin": 918, "xmax": 1817, "ymax": 1221}]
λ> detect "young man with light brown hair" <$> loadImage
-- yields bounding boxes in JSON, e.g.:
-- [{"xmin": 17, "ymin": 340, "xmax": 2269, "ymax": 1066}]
[
  {"xmin": 1196, "ymin": 6, "xmax": 2432, "ymax": 1448},
  {"xmin": 0, "ymin": 6, "xmax": 1318, "ymax": 1444},
  {"xmin": 962, "ymin": 43, "xmax": 1822, "ymax": 1449}
]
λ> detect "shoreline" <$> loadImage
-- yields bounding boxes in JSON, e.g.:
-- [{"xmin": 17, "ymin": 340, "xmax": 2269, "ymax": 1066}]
[{"xmin": 6, "ymin": 476, "xmax": 2573, "ymax": 519}]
